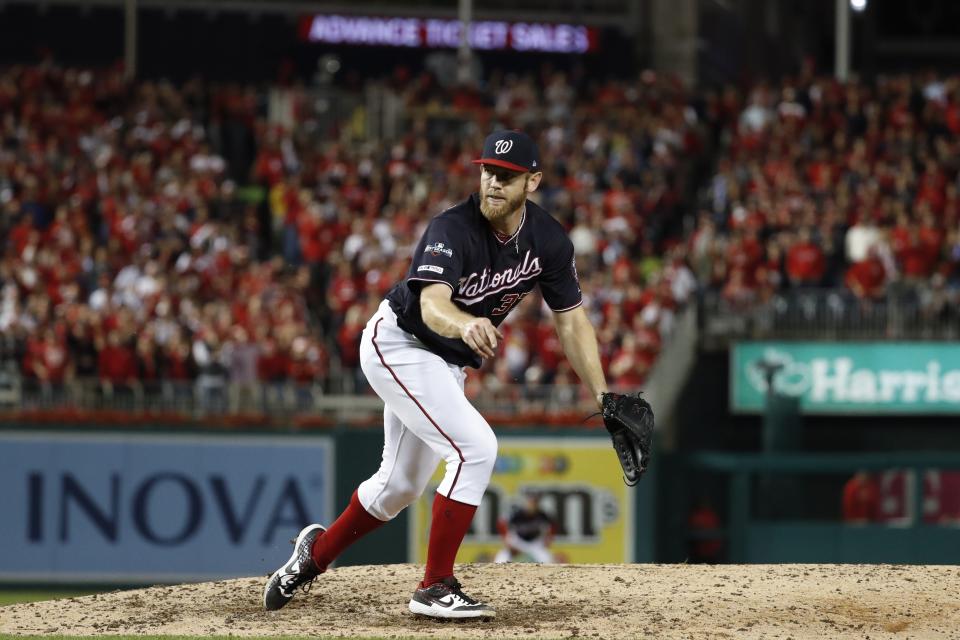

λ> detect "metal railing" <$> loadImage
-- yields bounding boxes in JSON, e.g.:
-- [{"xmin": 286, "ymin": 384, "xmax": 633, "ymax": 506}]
[
  {"xmin": 0, "ymin": 375, "xmax": 606, "ymax": 426},
  {"xmin": 0, "ymin": 376, "xmax": 376, "ymax": 422},
  {"xmin": 700, "ymin": 287, "xmax": 960, "ymax": 346}
]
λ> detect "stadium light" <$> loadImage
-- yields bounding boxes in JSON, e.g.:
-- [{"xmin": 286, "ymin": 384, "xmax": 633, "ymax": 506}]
[{"xmin": 850, "ymin": 0, "xmax": 867, "ymax": 12}]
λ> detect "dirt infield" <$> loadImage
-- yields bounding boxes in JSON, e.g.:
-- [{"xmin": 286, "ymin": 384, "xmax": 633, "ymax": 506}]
[{"xmin": 1, "ymin": 563, "xmax": 958, "ymax": 639}]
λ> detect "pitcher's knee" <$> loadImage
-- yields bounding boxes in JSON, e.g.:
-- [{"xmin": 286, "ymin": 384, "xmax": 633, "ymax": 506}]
[
  {"xmin": 358, "ymin": 478, "xmax": 420, "ymax": 521},
  {"xmin": 464, "ymin": 430, "xmax": 498, "ymax": 480},
  {"xmin": 435, "ymin": 428, "xmax": 497, "ymax": 505},
  {"xmin": 380, "ymin": 484, "xmax": 421, "ymax": 517}
]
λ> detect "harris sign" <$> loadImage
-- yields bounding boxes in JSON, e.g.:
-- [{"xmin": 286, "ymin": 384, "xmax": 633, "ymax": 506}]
[{"xmin": 731, "ymin": 342, "xmax": 960, "ymax": 414}]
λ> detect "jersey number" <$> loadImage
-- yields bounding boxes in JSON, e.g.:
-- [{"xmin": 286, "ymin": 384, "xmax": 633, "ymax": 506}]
[{"xmin": 491, "ymin": 292, "xmax": 529, "ymax": 316}]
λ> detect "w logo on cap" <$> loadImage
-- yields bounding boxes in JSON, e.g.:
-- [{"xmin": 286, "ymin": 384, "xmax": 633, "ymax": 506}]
[{"xmin": 473, "ymin": 130, "xmax": 538, "ymax": 172}]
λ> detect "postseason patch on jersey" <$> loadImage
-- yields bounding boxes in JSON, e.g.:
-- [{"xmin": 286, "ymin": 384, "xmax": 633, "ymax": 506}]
[
  {"xmin": 424, "ymin": 242, "xmax": 453, "ymax": 258},
  {"xmin": 418, "ymin": 264, "xmax": 444, "ymax": 274}
]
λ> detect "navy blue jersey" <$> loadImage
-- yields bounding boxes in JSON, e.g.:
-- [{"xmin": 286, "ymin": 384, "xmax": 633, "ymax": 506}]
[
  {"xmin": 508, "ymin": 508, "xmax": 555, "ymax": 542},
  {"xmin": 386, "ymin": 193, "xmax": 582, "ymax": 368}
]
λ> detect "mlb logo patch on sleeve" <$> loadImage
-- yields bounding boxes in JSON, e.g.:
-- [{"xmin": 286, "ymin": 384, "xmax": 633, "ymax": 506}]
[{"xmin": 425, "ymin": 242, "xmax": 453, "ymax": 258}]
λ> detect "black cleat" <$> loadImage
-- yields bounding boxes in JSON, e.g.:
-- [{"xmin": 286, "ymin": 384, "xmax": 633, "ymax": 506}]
[
  {"xmin": 263, "ymin": 524, "xmax": 325, "ymax": 611},
  {"xmin": 408, "ymin": 577, "xmax": 496, "ymax": 619}
]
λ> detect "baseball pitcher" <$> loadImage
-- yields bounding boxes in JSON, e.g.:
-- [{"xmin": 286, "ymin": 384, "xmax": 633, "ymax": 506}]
[{"xmin": 263, "ymin": 130, "xmax": 653, "ymax": 619}]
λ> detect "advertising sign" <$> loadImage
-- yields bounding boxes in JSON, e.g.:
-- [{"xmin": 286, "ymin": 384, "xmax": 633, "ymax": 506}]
[
  {"xmin": 871, "ymin": 470, "xmax": 960, "ymax": 525},
  {"xmin": 410, "ymin": 438, "xmax": 634, "ymax": 564},
  {"xmin": 300, "ymin": 15, "xmax": 595, "ymax": 54},
  {"xmin": 0, "ymin": 432, "xmax": 333, "ymax": 583},
  {"xmin": 731, "ymin": 342, "xmax": 960, "ymax": 414}
]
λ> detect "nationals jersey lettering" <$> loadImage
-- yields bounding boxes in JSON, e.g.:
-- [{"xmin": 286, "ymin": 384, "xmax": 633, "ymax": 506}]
[
  {"xmin": 386, "ymin": 193, "xmax": 581, "ymax": 368},
  {"xmin": 455, "ymin": 250, "xmax": 542, "ymax": 305}
]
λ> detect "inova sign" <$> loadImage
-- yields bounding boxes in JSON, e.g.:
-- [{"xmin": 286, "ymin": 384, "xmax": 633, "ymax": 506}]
[
  {"xmin": 731, "ymin": 342, "xmax": 960, "ymax": 414},
  {"xmin": 0, "ymin": 432, "xmax": 333, "ymax": 584}
]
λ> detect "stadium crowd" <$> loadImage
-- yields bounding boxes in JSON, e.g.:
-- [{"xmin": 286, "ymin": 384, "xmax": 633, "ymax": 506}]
[
  {"xmin": 0, "ymin": 63, "xmax": 326, "ymax": 408},
  {"xmin": 696, "ymin": 69, "xmax": 960, "ymax": 317},
  {"xmin": 1, "ymin": 60, "xmax": 959, "ymax": 411}
]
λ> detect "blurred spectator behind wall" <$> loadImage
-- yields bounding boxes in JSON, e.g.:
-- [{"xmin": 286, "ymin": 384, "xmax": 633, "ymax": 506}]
[
  {"xmin": 687, "ymin": 497, "xmax": 723, "ymax": 563},
  {"xmin": 842, "ymin": 471, "xmax": 880, "ymax": 524}
]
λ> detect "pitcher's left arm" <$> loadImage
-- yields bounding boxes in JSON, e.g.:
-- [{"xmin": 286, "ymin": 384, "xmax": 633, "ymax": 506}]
[{"xmin": 553, "ymin": 305, "xmax": 608, "ymax": 409}]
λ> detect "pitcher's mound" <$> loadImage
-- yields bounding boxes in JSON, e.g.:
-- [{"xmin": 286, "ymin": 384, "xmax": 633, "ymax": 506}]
[{"xmin": 2, "ymin": 563, "xmax": 958, "ymax": 639}]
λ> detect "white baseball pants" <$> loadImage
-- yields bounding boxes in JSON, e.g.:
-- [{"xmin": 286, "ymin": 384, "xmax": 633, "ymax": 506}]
[
  {"xmin": 356, "ymin": 300, "xmax": 498, "ymax": 520},
  {"xmin": 494, "ymin": 533, "xmax": 555, "ymax": 564}
]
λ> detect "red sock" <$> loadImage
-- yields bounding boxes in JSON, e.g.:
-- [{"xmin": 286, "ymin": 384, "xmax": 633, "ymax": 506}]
[
  {"xmin": 311, "ymin": 490, "xmax": 385, "ymax": 571},
  {"xmin": 422, "ymin": 493, "xmax": 477, "ymax": 588}
]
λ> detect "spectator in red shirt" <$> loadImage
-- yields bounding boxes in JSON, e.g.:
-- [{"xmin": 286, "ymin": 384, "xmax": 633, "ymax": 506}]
[
  {"xmin": 917, "ymin": 210, "xmax": 944, "ymax": 265},
  {"xmin": 288, "ymin": 338, "xmax": 315, "ymax": 385},
  {"xmin": 327, "ymin": 260, "xmax": 360, "ymax": 317},
  {"xmin": 897, "ymin": 225, "xmax": 935, "ymax": 281},
  {"xmin": 687, "ymin": 497, "xmax": 723, "ymax": 562},
  {"xmin": 134, "ymin": 333, "xmax": 161, "ymax": 390},
  {"xmin": 257, "ymin": 338, "xmax": 289, "ymax": 383},
  {"xmin": 609, "ymin": 334, "xmax": 653, "ymax": 388},
  {"xmin": 725, "ymin": 227, "xmax": 763, "ymax": 276},
  {"xmin": 9, "ymin": 215, "xmax": 35, "ymax": 257},
  {"xmin": 23, "ymin": 327, "xmax": 68, "ymax": 386},
  {"xmin": 336, "ymin": 305, "xmax": 365, "ymax": 372},
  {"xmin": 843, "ymin": 471, "xmax": 880, "ymax": 524},
  {"xmin": 785, "ymin": 227, "xmax": 826, "ymax": 286},
  {"xmin": 915, "ymin": 159, "xmax": 946, "ymax": 213},
  {"xmin": 161, "ymin": 333, "xmax": 196, "ymax": 383},
  {"xmin": 722, "ymin": 268, "xmax": 756, "ymax": 310},
  {"xmin": 844, "ymin": 248, "xmax": 888, "ymax": 300},
  {"xmin": 98, "ymin": 329, "xmax": 137, "ymax": 393},
  {"xmin": 297, "ymin": 203, "xmax": 328, "ymax": 265},
  {"xmin": 253, "ymin": 136, "xmax": 286, "ymax": 187},
  {"xmin": 532, "ymin": 320, "xmax": 564, "ymax": 381}
]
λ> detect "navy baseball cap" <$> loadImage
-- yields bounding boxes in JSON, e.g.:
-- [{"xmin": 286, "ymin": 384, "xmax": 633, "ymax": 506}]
[{"xmin": 472, "ymin": 130, "xmax": 540, "ymax": 174}]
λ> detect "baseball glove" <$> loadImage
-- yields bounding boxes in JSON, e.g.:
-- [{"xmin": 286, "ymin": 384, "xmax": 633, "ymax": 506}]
[{"xmin": 601, "ymin": 392, "xmax": 654, "ymax": 486}]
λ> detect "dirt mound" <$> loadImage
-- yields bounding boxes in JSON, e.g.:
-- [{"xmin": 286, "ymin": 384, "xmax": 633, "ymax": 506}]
[{"xmin": 2, "ymin": 563, "xmax": 958, "ymax": 639}]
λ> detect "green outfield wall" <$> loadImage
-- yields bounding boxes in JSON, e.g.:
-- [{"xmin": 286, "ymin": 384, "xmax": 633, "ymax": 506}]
[{"xmin": 677, "ymin": 451, "xmax": 960, "ymax": 564}]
